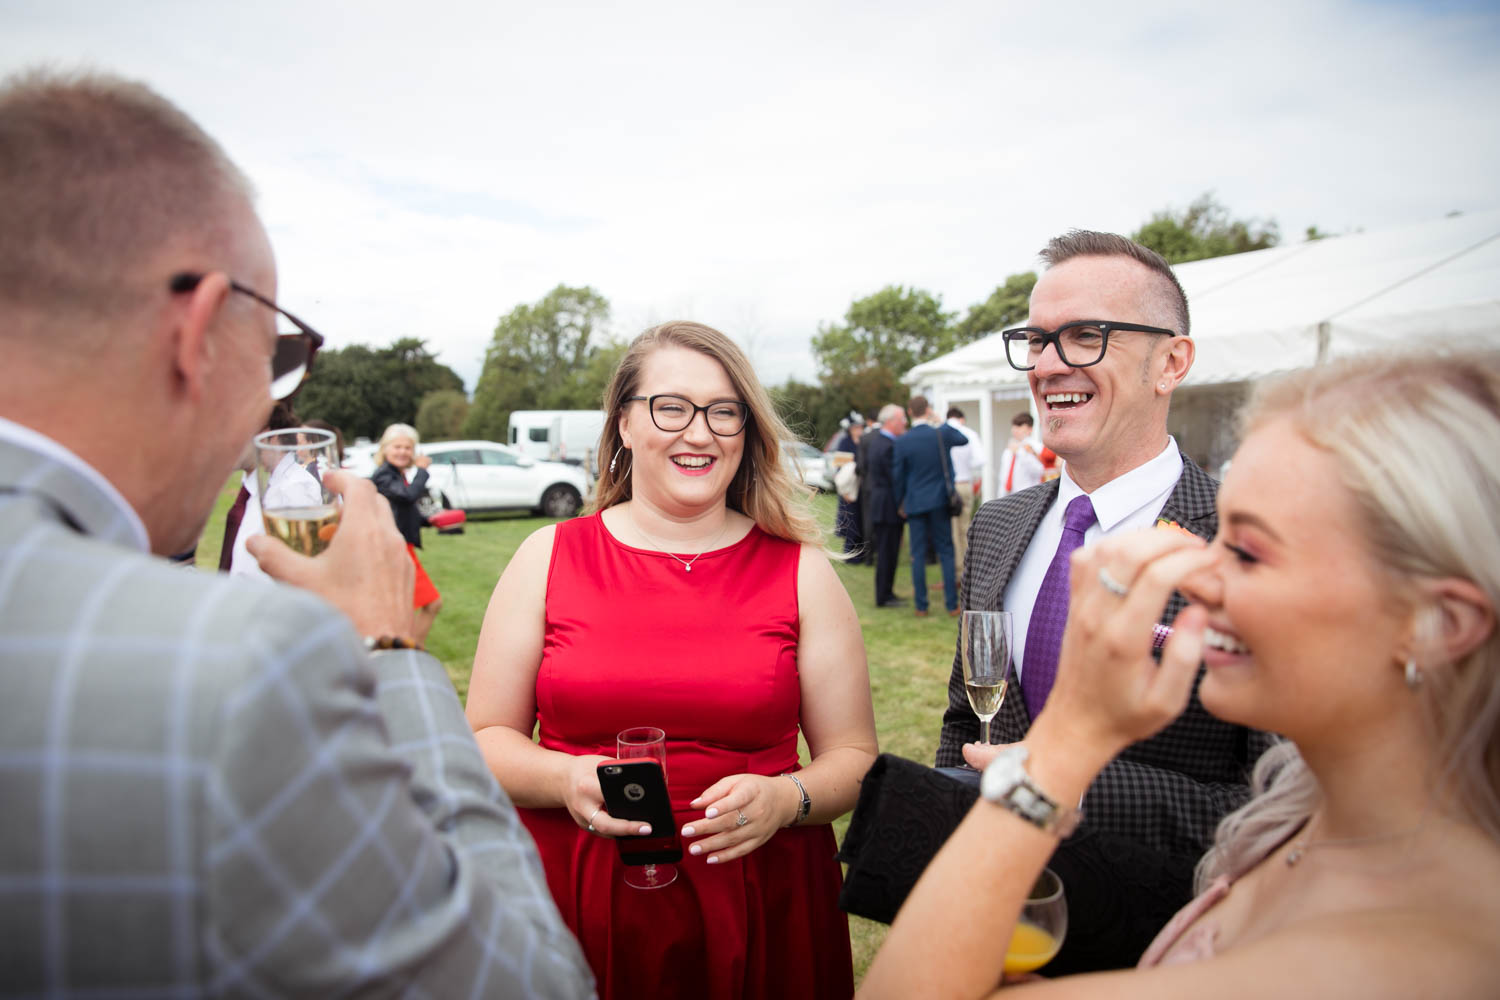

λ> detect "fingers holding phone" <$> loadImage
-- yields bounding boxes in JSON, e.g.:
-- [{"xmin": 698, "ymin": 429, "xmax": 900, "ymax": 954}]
[{"xmin": 596, "ymin": 759, "xmax": 683, "ymax": 864}]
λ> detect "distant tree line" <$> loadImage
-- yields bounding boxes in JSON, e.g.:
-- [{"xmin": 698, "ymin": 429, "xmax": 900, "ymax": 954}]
[{"xmin": 296, "ymin": 194, "xmax": 1311, "ymax": 454}]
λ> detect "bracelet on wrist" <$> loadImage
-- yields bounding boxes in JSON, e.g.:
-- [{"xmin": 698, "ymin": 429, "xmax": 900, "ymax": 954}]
[
  {"xmin": 780, "ymin": 772, "xmax": 811, "ymax": 826},
  {"xmin": 363, "ymin": 635, "xmax": 425, "ymax": 652}
]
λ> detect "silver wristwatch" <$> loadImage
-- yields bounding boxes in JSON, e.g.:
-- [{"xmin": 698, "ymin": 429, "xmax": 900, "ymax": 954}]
[{"xmin": 979, "ymin": 746, "xmax": 1081, "ymax": 837}]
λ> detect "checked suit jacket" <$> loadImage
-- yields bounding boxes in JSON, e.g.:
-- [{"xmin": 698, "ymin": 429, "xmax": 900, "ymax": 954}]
[
  {"xmin": 936, "ymin": 454, "xmax": 1277, "ymax": 857},
  {"xmin": 0, "ymin": 433, "xmax": 593, "ymax": 998}
]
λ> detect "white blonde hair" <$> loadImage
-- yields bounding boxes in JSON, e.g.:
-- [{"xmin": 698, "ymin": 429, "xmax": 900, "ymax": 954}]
[
  {"xmin": 373, "ymin": 423, "xmax": 419, "ymax": 467},
  {"xmin": 1197, "ymin": 349, "xmax": 1500, "ymax": 888}
]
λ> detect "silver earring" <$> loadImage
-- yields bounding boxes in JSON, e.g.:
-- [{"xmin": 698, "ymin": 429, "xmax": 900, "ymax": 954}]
[
  {"xmin": 1158, "ymin": 383, "xmax": 1167, "ymax": 390},
  {"xmin": 609, "ymin": 445, "xmax": 627, "ymax": 475},
  {"xmin": 1404, "ymin": 658, "xmax": 1423, "ymax": 689}
]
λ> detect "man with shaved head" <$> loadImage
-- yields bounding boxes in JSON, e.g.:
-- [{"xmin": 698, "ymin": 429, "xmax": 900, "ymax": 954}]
[
  {"xmin": 934, "ymin": 231, "xmax": 1271, "ymax": 971},
  {"xmin": 0, "ymin": 70, "xmax": 591, "ymax": 995}
]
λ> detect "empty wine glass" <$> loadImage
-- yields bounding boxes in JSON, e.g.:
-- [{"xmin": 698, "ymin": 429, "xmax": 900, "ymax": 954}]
[
  {"xmin": 1004, "ymin": 867, "xmax": 1068, "ymax": 977},
  {"xmin": 961, "ymin": 610, "xmax": 1013, "ymax": 746},
  {"xmin": 616, "ymin": 726, "xmax": 678, "ymax": 890}
]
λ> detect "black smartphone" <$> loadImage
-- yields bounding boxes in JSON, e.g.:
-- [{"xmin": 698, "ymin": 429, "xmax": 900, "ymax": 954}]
[{"xmin": 597, "ymin": 759, "xmax": 683, "ymax": 865}]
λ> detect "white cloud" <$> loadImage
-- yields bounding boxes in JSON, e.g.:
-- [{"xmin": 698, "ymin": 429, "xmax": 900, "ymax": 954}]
[{"xmin": 4, "ymin": 0, "xmax": 1497, "ymax": 393}]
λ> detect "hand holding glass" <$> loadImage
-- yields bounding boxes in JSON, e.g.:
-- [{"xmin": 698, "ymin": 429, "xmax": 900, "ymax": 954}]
[
  {"xmin": 1004, "ymin": 867, "xmax": 1068, "ymax": 975},
  {"xmin": 961, "ymin": 610, "xmax": 1012, "ymax": 745},
  {"xmin": 254, "ymin": 428, "xmax": 341, "ymax": 556},
  {"xmin": 615, "ymin": 727, "xmax": 678, "ymax": 889}
]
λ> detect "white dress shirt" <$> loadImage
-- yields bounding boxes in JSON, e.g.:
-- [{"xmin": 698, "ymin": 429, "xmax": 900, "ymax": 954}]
[
  {"xmin": 946, "ymin": 419, "xmax": 983, "ymax": 483},
  {"xmin": 1004, "ymin": 437, "xmax": 1184, "ymax": 681}
]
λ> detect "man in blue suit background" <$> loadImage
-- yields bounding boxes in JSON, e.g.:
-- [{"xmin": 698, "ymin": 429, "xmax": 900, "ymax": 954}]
[{"xmin": 893, "ymin": 395, "xmax": 969, "ymax": 617}]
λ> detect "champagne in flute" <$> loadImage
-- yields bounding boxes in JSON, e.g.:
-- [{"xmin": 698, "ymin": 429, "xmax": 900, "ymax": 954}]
[
  {"xmin": 253, "ymin": 428, "xmax": 341, "ymax": 555},
  {"xmin": 961, "ymin": 610, "xmax": 1013, "ymax": 746}
]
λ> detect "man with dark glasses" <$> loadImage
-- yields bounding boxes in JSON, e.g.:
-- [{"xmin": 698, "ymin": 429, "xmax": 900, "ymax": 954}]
[{"xmin": 0, "ymin": 70, "xmax": 591, "ymax": 996}]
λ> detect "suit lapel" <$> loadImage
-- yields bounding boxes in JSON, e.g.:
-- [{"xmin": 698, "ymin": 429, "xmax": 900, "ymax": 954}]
[{"xmin": 970, "ymin": 481, "xmax": 1058, "ymax": 737}]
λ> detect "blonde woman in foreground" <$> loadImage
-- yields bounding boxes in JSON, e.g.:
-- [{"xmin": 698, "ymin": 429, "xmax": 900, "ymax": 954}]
[{"xmin": 862, "ymin": 350, "xmax": 1500, "ymax": 998}]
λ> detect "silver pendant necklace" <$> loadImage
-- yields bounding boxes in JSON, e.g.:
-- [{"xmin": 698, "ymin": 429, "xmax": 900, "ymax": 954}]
[
  {"xmin": 1284, "ymin": 811, "xmax": 1429, "ymax": 866},
  {"xmin": 628, "ymin": 506, "xmax": 729, "ymax": 572}
]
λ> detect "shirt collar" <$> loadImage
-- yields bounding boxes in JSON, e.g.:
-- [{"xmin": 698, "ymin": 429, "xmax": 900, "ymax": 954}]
[
  {"xmin": 0, "ymin": 416, "xmax": 151, "ymax": 552},
  {"xmin": 1056, "ymin": 437, "xmax": 1184, "ymax": 531}
]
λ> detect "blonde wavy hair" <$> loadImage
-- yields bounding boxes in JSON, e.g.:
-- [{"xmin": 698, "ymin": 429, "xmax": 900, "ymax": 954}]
[
  {"xmin": 1197, "ymin": 349, "xmax": 1500, "ymax": 889},
  {"xmin": 590, "ymin": 321, "xmax": 822, "ymax": 546},
  {"xmin": 373, "ymin": 423, "xmax": 419, "ymax": 468}
]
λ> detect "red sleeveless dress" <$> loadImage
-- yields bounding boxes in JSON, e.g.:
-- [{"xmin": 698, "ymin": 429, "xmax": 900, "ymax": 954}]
[{"xmin": 518, "ymin": 513, "xmax": 853, "ymax": 999}]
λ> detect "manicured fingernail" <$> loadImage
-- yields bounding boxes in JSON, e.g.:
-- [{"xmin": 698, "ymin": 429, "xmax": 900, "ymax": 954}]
[
  {"xmin": 705, "ymin": 807, "xmax": 719, "ymax": 818},
  {"xmin": 690, "ymin": 796, "xmax": 703, "ymax": 805},
  {"xmin": 638, "ymin": 824, "xmax": 652, "ymax": 835},
  {"xmin": 682, "ymin": 825, "xmax": 696, "ymax": 836},
  {"xmin": 706, "ymin": 856, "xmax": 719, "ymax": 865},
  {"xmin": 689, "ymin": 844, "xmax": 702, "ymax": 855}
]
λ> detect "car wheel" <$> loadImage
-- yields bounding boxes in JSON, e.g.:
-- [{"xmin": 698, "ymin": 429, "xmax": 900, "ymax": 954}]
[{"xmin": 540, "ymin": 484, "xmax": 582, "ymax": 519}]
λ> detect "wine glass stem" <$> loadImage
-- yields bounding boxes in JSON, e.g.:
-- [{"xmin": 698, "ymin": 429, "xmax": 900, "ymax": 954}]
[{"xmin": 980, "ymin": 718, "xmax": 991, "ymax": 745}]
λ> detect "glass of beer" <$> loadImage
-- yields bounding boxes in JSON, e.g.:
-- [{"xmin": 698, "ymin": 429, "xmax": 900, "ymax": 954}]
[{"xmin": 253, "ymin": 427, "xmax": 341, "ymax": 556}]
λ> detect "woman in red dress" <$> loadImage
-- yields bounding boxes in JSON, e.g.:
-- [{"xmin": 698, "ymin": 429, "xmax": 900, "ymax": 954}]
[{"xmin": 466, "ymin": 321, "xmax": 878, "ymax": 999}]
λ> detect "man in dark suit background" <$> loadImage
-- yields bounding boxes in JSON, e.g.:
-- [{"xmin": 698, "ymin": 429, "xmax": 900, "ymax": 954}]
[
  {"xmin": 857, "ymin": 403, "xmax": 908, "ymax": 607},
  {"xmin": 893, "ymin": 395, "xmax": 968, "ymax": 617},
  {"xmin": 935, "ymin": 230, "xmax": 1273, "ymax": 971}
]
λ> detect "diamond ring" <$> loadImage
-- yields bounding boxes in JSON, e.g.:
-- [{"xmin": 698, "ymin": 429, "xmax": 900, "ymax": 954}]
[
  {"xmin": 736, "ymin": 810, "xmax": 749, "ymax": 827},
  {"xmin": 1098, "ymin": 567, "xmax": 1130, "ymax": 597}
]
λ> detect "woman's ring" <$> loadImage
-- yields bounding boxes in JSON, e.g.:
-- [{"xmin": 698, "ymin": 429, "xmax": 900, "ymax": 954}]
[
  {"xmin": 736, "ymin": 810, "xmax": 749, "ymax": 827},
  {"xmin": 1098, "ymin": 567, "xmax": 1130, "ymax": 597},
  {"xmin": 587, "ymin": 806, "xmax": 602, "ymax": 833}
]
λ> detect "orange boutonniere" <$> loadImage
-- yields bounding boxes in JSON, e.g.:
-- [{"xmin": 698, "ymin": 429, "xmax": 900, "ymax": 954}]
[{"xmin": 1155, "ymin": 517, "xmax": 1196, "ymax": 540}]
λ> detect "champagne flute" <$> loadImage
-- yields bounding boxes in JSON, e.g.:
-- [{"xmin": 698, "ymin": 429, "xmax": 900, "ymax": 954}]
[
  {"xmin": 961, "ymin": 610, "xmax": 1012, "ymax": 746},
  {"xmin": 616, "ymin": 726, "xmax": 678, "ymax": 890},
  {"xmin": 1004, "ymin": 867, "xmax": 1068, "ymax": 976},
  {"xmin": 254, "ymin": 428, "xmax": 341, "ymax": 556}
]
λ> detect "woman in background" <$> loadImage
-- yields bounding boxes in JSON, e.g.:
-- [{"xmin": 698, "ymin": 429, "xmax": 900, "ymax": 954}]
[
  {"xmin": 833, "ymin": 412, "xmax": 866, "ymax": 563},
  {"xmin": 371, "ymin": 423, "xmax": 442, "ymax": 644},
  {"xmin": 862, "ymin": 351, "xmax": 1500, "ymax": 998},
  {"xmin": 466, "ymin": 321, "xmax": 878, "ymax": 999}
]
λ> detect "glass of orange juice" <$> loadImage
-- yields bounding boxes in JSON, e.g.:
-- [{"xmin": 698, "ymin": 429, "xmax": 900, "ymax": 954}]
[{"xmin": 1004, "ymin": 867, "xmax": 1067, "ymax": 976}]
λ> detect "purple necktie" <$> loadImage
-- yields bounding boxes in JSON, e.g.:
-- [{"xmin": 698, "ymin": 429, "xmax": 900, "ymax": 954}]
[{"xmin": 1021, "ymin": 494, "xmax": 1097, "ymax": 718}]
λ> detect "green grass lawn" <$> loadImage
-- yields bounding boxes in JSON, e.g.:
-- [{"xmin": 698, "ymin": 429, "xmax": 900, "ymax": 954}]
[{"xmin": 196, "ymin": 482, "xmax": 956, "ymax": 984}]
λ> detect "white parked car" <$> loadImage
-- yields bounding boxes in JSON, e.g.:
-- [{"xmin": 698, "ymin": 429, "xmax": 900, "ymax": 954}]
[
  {"xmin": 346, "ymin": 439, "xmax": 587, "ymax": 519},
  {"xmin": 420, "ymin": 440, "xmax": 588, "ymax": 519},
  {"xmin": 782, "ymin": 440, "xmax": 834, "ymax": 492}
]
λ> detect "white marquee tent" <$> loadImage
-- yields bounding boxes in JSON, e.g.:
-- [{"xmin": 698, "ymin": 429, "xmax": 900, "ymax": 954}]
[{"xmin": 908, "ymin": 209, "xmax": 1500, "ymax": 496}]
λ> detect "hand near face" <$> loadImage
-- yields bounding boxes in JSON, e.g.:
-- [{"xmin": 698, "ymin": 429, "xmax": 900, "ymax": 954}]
[
  {"xmin": 1037, "ymin": 528, "xmax": 1217, "ymax": 757},
  {"xmin": 247, "ymin": 470, "xmax": 414, "ymax": 638},
  {"xmin": 413, "ymin": 453, "xmax": 432, "ymax": 469}
]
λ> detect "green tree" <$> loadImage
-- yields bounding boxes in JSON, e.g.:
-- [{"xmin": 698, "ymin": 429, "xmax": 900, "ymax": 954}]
[
  {"xmin": 1132, "ymin": 192, "xmax": 1280, "ymax": 264},
  {"xmin": 955, "ymin": 271, "xmax": 1038, "ymax": 342},
  {"xmin": 415, "ymin": 389, "xmax": 470, "ymax": 442},
  {"xmin": 295, "ymin": 338, "xmax": 464, "ymax": 442},
  {"xmin": 464, "ymin": 285, "xmax": 616, "ymax": 440},
  {"xmin": 811, "ymin": 285, "xmax": 955, "ymax": 406}
]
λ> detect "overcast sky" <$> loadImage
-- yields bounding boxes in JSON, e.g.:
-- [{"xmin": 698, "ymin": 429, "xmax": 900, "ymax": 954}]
[{"xmin": 4, "ymin": 0, "xmax": 1497, "ymax": 393}]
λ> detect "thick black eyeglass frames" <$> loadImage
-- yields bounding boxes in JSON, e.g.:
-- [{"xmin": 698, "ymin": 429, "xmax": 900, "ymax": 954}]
[{"xmin": 169, "ymin": 273, "xmax": 324, "ymax": 400}]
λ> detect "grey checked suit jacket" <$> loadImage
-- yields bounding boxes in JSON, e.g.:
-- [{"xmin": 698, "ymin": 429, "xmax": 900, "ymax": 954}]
[
  {"xmin": 936, "ymin": 454, "xmax": 1276, "ymax": 855},
  {"xmin": 0, "ymin": 436, "xmax": 594, "ymax": 998}
]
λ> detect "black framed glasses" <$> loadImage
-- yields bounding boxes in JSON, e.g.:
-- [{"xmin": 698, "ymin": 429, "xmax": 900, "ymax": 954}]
[
  {"xmin": 169, "ymin": 273, "xmax": 325, "ymax": 400},
  {"xmin": 1001, "ymin": 320, "xmax": 1177, "ymax": 371},
  {"xmin": 626, "ymin": 394, "xmax": 749, "ymax": 436}
]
